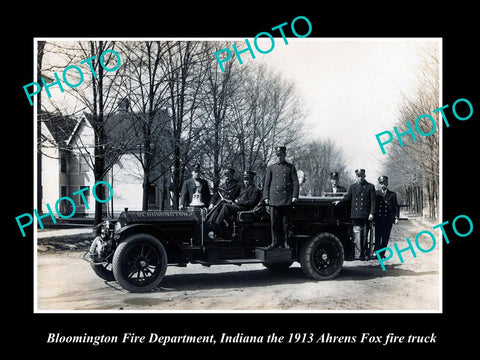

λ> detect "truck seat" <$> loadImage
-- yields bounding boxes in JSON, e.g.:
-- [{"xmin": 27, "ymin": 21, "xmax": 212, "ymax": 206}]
[{"xmin": 237, "ymin": 201, "xmax": 268, "ymax": 223}]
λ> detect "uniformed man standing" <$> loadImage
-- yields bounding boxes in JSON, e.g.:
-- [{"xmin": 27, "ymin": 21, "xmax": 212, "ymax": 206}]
[
  {"xmin": 334, "ymin": 169, "xmax": 376, "ymax": 259},
  {"xmin": 325, "ymin": 171, "xmax": 347, "ymax": 195},
  {"xmin": 263, "ymin": 146, "xmax": 299, "ymax": 249},
  {"xmin": 374, "ymin": 176, "xmax": 399, "ymax": 258},
  {"xmin": 179, "ymin": 163, "xmax": 211, "ymax": 209}
]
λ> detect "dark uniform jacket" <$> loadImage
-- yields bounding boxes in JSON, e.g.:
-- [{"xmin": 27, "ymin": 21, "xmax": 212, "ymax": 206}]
[
  {"xmin": 235, "ymin": 184, "xmax": 261, "ymax": 209},
  {"xmin": 375, "ymin": 189, "xmax": 399, "ymax": 222},
  {"xmin": 263, "ymin": 161, "xmax": 299, "ymax": 206},
  {"xmin": 339, "ymin": 181, "xmax": 376, "ymax": 219},
  {"xmin": 326, "ymin": 184, "xmax": 347, "ymax": 194},
  {"xmin": 180, "ymin": 177, "xmax": 211, "ymax": 208},
  {"xmin": 211, "ymin": 179, "xmax": 242, "ymax": 205}
]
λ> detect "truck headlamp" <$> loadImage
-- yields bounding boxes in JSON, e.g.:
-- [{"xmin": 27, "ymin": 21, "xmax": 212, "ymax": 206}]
[
  {"xmin": 114, "ymin": 221, "xmax": 123, "ymax": 232},
  {"xmin": 100, "ymin": 220, "xmax": 110, "ymax": 238}
]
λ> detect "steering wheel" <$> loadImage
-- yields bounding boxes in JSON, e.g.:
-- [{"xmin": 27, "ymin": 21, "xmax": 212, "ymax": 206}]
[
  {"xmin": 216, "ymin": 188, "xmax": 233, "ymax": 203},
  {"xmin": 206, "ymin": 188, "xmax": 231, "ymax": 217}
]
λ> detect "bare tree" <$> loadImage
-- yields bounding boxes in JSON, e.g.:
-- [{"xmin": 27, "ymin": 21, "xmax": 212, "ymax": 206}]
[
  {"xmin": 39, "ymin": 39, "xmax": 309, "ymax": 216},
  {"xmin": 40, "ymin": 40, "xmax": 134, "ymax": 223},
  {"xmin": 159, "ymin": 41, "xmax": 211, "ymax": 209},
  {"xmin": 37, "ymin": 40, "xmax": 46, "ymax": 211},
  {"xmin": 196, "ymin": 41, "xmax": 244, "ymax": 190},
  {"xmin": 116, "ymin": 41, "xmax": 174, "ymax": 210},
  {"xmin": 381, "ymin": 44, "xmax": 440, "ymax": 219},
  {"xmin": 293, "ymin": 139, "xmax": 351, "ymax": 196},
  {"xmin": 229, "ymin": 63, "xmax": 304, "ymax": 183}
]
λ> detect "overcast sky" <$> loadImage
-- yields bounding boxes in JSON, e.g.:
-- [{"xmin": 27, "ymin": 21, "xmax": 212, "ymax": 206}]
[{"xmin": 257, "ymin": 37, "xmax": 441, "ymax": 184}]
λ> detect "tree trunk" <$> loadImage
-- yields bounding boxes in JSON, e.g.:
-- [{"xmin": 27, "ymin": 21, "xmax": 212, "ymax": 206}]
[
  {"xmin": 94, "ymin": 41, "xmax": 106, "ymax": 225},
  {"xmin": 142, "ymin": 176, "xmax": 150, "ymax": 211},
  {"xmin": 172, "ymin": 144, "xmax": 181, "ymax": 210},
  {"xmin": 37, "ymin": 41, "xmax": 45, "ymax": 212},
  {"xmin": 142, "ymin": 116, "xmax": 153, "ymax": 211}
]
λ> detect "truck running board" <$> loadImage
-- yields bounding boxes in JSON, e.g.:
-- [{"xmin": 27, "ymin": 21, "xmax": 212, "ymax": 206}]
[
  {"xmin": 192, "ymin": 247, "xmax": 294, "ymax": 266},
  {"xmin": 192, "ymin": 258, "xmax": 264, "ymax": 266},
  {"xmin": 255, "ymin": 247, "xmax": 293, "ymax": 263}
]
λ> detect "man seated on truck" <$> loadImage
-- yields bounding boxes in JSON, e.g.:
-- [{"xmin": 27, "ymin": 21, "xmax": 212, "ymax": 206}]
[
  {"xmin": 207, "ymin": 167, "xmax": 242, "ymax": 221},
  {"xmin": 208, "ymin": 170, "xmax": 261, "ymax": 238}
]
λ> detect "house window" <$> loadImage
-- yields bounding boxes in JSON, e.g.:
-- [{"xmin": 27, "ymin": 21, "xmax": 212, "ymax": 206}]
[
  {"xmin": 79, "ymin": 156, "xmax": 89, "ymax": 173},
  {"xmin": 74, "ymin": 186, "xmax": 90, "ymax": 206},
  {"xmin": 60, "ymin": 155, "xmax": 67, "ymax": 173},
  {"xmin": 58, "ymin": 186, "xmax": 73, "ymax": 216},
  {"xmin": 70, "ymin": 155, "xmax": 79, "ymax": 174}
]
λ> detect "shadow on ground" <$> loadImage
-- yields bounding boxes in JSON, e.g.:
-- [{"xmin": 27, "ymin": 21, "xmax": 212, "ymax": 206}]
[{"xmin": 102, "ymin": 262, "xmax": 437, "ymax": 293}]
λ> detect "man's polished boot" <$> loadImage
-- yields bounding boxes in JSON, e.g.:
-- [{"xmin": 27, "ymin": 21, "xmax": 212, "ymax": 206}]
[{"xmin": 267, "ymin": 241, "xmax": 278, "ymax": 250}]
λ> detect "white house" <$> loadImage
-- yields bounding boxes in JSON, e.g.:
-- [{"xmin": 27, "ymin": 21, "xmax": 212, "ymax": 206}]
[{"xmin": 39, "ymin": 104, "xmax": 172, "ymax": 220}]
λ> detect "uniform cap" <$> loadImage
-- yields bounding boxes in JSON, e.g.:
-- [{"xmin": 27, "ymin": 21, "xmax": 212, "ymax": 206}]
[
  {"xmin": 330, "ymin": 171, "xmax": 339, "ymax": 179},
  {"xmin": 355, "ymin": 168, "xmax": 365, "ymax": 176},
  {"xmin": 378, "ymin": 176, "xmax": 389, "ymax": 183},
  {"xmin": 275, "ymin": 146, "xmax": 286, "ymax": 154},
  {"xmin": 242, "ymin": 170, "xmax": 255, "ymax": 179},
  {"xmin": 191, "ymin": 163, "xmax": 201, "ymax": 171},
  {"xmin": 222, "ymin": 167, "xmax": 235, "ymax": 176}
]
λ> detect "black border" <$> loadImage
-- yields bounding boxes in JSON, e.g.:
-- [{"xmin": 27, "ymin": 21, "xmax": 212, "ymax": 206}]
[{"xmin": 9, "ymin": 5, "xmax": 478, "ymax": 355}]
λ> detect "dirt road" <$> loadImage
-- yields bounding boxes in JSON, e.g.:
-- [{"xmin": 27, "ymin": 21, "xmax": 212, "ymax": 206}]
[{"xmin": 36, "ymin": 218, "xmax": 440, "ymax": 312}]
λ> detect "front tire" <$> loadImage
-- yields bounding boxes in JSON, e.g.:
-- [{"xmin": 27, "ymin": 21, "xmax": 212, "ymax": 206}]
[
  {"xmin": 112, "ymin": 234, "xmax": 168, "ymax": 292},
  {"xmin": 300, "ymin": 232, "xmax": 344, "ymax": 280},
  {"xmin": 89, "ymin": 237, "xmax": 115, "ymax": 281},
  {"xmin": 91, "ymin": 262, "xmax": 115, "ymax": 281}
]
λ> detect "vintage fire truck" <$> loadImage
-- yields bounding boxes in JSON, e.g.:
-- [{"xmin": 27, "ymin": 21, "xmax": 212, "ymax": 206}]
[{"xmin": 87, "ymin": 190, "xmax": 375, "ymax": 293}]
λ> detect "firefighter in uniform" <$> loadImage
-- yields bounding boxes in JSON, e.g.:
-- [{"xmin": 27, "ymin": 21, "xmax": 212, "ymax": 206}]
[
  {"xmin": 374, "ymin": 176, "xmax": 399, "ymax": 258},
  {"xmin": 208, "ymin": 170, "xmax": 261, "ymax": 238},
  {"xmin": 263, "ymin": 146, "xmax": 299, "ymax": 249},
  {"xmin": 333, "ymin": 169, "xmax": 376, "ymax": 259},
  {"xmin": 209, "ymin": 167, "xmax": 242, "ymax": 209},
  {"xmin": 325, "ymin": 171, "xmax": 347, "ymax": 195}
]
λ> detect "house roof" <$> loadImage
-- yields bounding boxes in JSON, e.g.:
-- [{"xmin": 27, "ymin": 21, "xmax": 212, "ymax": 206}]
[
  {"xmin": 40, "ymin": 106, "xmax": 172, "ymax": 157},
  {"xmin": 82, "ymin": 108, "xmax": 171, "ymax": 147},
  {"xmin": 81, "ymin": 108, "xmax": 173, "ymax": 170},
  {"xmin": 39, "ymin": 111, "xmax": 79, "ymax": 146}
]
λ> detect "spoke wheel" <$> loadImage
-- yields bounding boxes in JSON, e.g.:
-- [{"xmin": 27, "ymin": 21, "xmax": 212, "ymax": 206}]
[
  {"xmin": 300, "ymin": 232, "xmax": 344, "ymax": 280},
  {"xmin": 91, "ymin": 262, "xmax": 115, "ymax": 281},
  {"xmin": 89, "ymin": 237, "xmax": 115, "ymax": 281},
  {"xmin": 113, "ymin": 234, "xmax": 167, "ymax": 292}
]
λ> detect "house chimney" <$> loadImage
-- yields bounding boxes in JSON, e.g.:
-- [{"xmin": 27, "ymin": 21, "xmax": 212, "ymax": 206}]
[{"xmin": 118, "ymin": 98, "xmax": 130, "ymax": 112}]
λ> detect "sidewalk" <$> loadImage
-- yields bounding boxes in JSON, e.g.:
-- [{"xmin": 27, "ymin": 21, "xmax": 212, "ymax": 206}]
[
  {"xmin": 37, "ymin": 227, "xmax": 93, "ymax": 238},
  {"xmin": 401, "ymin": 213, "xmax": 437, "ymax": 229},
  {"xmin": 37, "ymin": 226, "xmax": 95, "ymax": 252}
]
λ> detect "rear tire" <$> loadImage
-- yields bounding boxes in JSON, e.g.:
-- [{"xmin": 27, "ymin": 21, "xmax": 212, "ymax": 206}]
[
  {"xmin": 300, "ymin": 232, "xmax": 344, "ymax": 280},
  {"xmin": 112, "ymin": 234, "xmax": 168, "ymax": 292}
]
